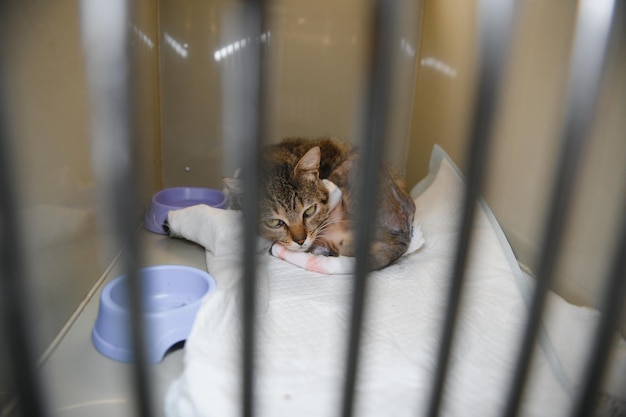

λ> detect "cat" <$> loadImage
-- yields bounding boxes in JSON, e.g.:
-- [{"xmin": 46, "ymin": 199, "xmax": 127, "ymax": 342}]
[{"xmin": 224, "ymin": 137, "xmax": 416, "ymax": 270}]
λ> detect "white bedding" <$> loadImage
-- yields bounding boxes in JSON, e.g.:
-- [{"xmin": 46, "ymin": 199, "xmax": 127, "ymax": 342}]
[{"xmin": 165, "ymin": 145, "xmax": 626, "ymax": 417}]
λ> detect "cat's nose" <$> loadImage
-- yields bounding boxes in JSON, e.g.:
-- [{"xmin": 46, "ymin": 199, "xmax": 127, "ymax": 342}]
[{"xmin": 290, "ymin": 225, "xmax": 307, "ymax": 246}]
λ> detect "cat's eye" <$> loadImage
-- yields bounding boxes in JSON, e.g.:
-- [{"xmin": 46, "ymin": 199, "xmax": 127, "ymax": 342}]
[
  {"xmin": 303, "ymin": 204, "xmax": 317, "ymax": 218},
  {"xmin": 265, "ymin": 219, "xmax": 283, "ymax": 228}
]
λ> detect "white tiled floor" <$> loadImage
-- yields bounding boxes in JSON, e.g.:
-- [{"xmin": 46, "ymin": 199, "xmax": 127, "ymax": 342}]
[{"xmin": 40, "ymin": 230, "xmax": 208, "ymax": 417}]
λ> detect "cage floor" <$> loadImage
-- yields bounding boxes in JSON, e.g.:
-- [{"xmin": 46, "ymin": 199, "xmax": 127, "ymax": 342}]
[{"xmin": 39, "ymin": 230, "xmax": 207, "ymax": 417}]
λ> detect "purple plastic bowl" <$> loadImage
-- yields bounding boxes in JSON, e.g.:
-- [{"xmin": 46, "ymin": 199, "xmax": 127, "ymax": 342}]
[
  {"xmin": 92, "ymin": 265, "xmax": 217, "ymax": 364},
  {"xmin": 144, "ymin": 187, "xmax": 228, "ymax": 234}
]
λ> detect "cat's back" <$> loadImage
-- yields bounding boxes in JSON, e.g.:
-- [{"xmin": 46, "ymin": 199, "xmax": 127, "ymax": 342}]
[{"xmin": 263, "ymin": 137, "xmax": 354, "ymax": 178}]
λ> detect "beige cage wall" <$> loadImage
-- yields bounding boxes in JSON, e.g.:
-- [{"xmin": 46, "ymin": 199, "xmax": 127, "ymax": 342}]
[
  {"xmin": 0, "ymin": 1, "xmax": 624, "ymax": 404},
  {"xmin": 406, "ymin": 0, "xmax": 626, "ymax": 329},
  {"xmin": 158, "ymin": 0, "xmax": 420, "ymax": 188},
  {"xmin": 0, "ymin": 0, "xmax": 161, "ymax": 367}
]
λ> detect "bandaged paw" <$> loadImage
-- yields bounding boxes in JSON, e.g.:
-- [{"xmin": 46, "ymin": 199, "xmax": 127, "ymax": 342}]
[{"xmin": 271, "ymin": 243, "xmax": 355, "ymax": 275}]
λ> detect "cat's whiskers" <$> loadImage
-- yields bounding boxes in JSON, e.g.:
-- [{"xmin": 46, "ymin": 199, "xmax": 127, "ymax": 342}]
[
  {"xmin": 314, "ymin": 217, "xmax": 352, "ymax": 238},
  {"xmin": 317, "ymin": 220, "xmax": 350, "ymax": 234}
]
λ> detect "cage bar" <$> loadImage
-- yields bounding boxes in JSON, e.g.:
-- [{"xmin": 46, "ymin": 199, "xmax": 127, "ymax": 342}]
[
  {"xmin": 569, "ymin": 7, "xmax": 625, "ymax": 416},
  {"xmin": 501, "ymin": 1, "xmax": 617, "ymax": 416},
  {"xmin": 0, "ymin": 49, "xmax": 48, "ymax": 417},
  {"xmin": 339, "ymin": 1, "xmax": 397, "ymax": 416},
  {"xmin": 570, "ymin": 206, "xmax": 626, "ymax": 417},
  {"xmin": 424, "ymin": 1, "xmax": 518, "ymax": 416},
  {"xmin": 567, "ymin": 12, "xmax": 626, "ymax": 414},
  {"xmin": 238, "ymin": 1, "xmax": 268, "ymax": 416},
  {"xmin": 78, "ymin": 1, "xmax": 154, "ymax": 416}
]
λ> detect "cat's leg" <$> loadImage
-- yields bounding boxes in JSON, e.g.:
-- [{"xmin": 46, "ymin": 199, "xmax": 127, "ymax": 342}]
[
  {"xmin": 271, "ymin": 243, "xmax": 355, "ymax": 274},
  {"xmin": 364, "ymin": 172, "xmax": 419, "ymax": 270},
  {"xmin": 368, "ymin": 240, "xmax": 411, "ymax": 270},
  {"xmin": 309, "ymin": 240, "xmax": 339, "ymax": 257},
  {"xmin": 367, "ymin": 217, "xmax": 424, "ymax": 270},
  {"xmin": 271, "ymin": 224, "xmax": 424, "ymax": 273}
]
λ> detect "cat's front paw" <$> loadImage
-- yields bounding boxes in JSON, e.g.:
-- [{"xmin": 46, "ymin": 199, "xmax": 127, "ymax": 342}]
[{"xmin": 309, "ymin": 243, "xmax": 338, "ymax": 257}]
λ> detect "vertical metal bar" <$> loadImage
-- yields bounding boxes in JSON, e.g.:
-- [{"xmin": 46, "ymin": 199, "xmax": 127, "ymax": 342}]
[
  {"xmin": 424, "ymin": 1, "xmax": 518, "ymax": 416},
  {"xmin": 0, "ymin": 10, "xmax": 48, "ymax": 417},
  {"xmin": 339, "ymin": 1, "xmax": 396, "ymax": 416},
  {"xmin": 570, "ymin": 7, "xmax": 625, "ymax": 414},
  {"xmin": 570, "ymin": 204, "xmax": 626, "ymax": 417},
  {"xmin": 501, "ymin": 1, "xmax": 616, "ymax": 416},
  {"xmin": 237, "ymin": 1, "xmax": 267, "ymax": 416},
  {"xmin": 79, "ymin": 1, "xmax": 153, "ymax": 417}
]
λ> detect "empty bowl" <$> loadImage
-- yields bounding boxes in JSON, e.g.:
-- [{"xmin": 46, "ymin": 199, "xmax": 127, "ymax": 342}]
[
  {"xmin": 92, "ymin": 265, "xmax": 217, "ymax": 364},
  {"xmin": 144, "ymin": 187, "xmax": 228, "ymax": 234}
]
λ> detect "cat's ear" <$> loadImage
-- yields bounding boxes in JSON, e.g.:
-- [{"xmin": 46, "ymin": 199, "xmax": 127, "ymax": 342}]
[
  {"xmin": 294, "ymin": 146, "xmax": 320, "ymax": 180},
  {"xmin": 223, "ymin": 177, "xmax": 244, "ymax": 196},
  {"xmin": 223, "ymin": 177, "xmax": 244, "ymax": 209}
]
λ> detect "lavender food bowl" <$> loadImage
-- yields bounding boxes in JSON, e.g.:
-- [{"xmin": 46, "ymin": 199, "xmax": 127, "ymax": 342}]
[
  {"xmin": 92, "ymin": 265, "xmax": 216, "ymax": 364},
  {"xmin": 144, "ymin": 187, "xmax": 228, "ymax": 234}
]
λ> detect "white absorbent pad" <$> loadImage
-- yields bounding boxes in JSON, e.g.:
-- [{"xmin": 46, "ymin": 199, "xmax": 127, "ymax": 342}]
[{"xmin": 165, "ymin": 145, "xmax": 626, "ymax": 417}]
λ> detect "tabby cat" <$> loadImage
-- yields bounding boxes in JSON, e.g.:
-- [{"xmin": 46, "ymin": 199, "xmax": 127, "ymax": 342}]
[{"xmin": 224, "ymin": 137, "xmax": 416, "ymax": 270}]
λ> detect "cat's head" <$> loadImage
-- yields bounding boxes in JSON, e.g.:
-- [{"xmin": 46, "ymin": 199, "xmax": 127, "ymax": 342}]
[{"xmin": 224, "ymin": 146, "xmax": 331, "ymax": 252}]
